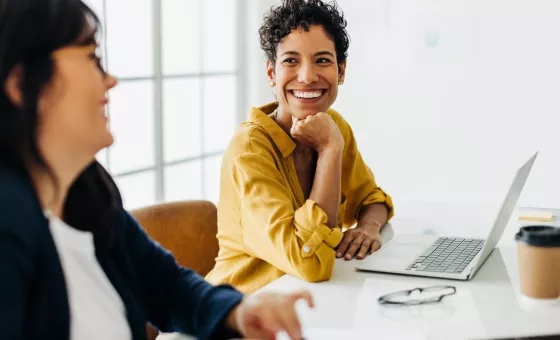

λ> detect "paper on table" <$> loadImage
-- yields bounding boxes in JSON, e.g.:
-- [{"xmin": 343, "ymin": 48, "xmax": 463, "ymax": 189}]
[
  {"xmin": 351, "ymin": 278, "xmax": 485, "ymax": 334},
  {"xmin": 277, "ymin": 328, "xmax": 426, "ymax": 340}
]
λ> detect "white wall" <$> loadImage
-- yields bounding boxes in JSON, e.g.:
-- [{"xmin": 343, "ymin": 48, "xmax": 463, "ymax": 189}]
[
  {"xmin": 244, "ymin": 0, "xmax": 277, "ymax": 114},
  {"xmin": 245, "ymin": 0, "xmax": 560, "ymax": 209}
]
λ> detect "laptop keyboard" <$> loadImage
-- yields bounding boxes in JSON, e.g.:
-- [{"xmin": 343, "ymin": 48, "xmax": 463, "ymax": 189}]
[{"xmin": 406, "ymin": 237, "xmax": 484, "ymax": 274}]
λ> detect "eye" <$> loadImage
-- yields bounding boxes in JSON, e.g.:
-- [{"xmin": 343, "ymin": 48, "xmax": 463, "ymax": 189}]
[
  {"xmin": 282, "ymin": 57, "xmax": 298, "ymax": 65},
  {"xmin": 89, "ymin": 53, "xmax": 106, "ymax": 74},
  {"xmin": 317, "ymin": 57, "xmax": 333, "ymax": 64}
]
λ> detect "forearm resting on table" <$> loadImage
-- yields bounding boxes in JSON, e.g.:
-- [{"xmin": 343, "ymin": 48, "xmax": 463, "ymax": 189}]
[
  {"xmin": 358, "ymin": 203, "xmax": 389, "ymax": 229},
  {"xmin": 309, "ymin": 148, "xmax": 342, "ymax": 228}
]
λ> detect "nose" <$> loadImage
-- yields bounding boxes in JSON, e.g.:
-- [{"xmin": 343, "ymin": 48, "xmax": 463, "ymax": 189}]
[
  {"xmin": 105, "ymin": 73, "xmax": 118, "ymax": 90},
  {"xmin": 297, "ymin": 61, "xmax": 319, "ymax": 85}
]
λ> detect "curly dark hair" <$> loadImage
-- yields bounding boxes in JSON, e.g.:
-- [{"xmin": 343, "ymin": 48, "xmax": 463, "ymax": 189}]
[{"xmin": 259, "ymin": 0, "xmax": 350, "ymax": 67}]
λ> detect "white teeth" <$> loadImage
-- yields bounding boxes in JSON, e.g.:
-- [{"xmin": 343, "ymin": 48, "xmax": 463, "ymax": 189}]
[{"xmin": 292, "ymin": 90, "xmax": 323, "ymax": 99}]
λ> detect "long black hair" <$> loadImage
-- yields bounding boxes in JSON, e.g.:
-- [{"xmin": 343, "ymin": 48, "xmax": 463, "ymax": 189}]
[{"xmin": 0, "ymin": 0, "xmax": 118, "ymax": 244}]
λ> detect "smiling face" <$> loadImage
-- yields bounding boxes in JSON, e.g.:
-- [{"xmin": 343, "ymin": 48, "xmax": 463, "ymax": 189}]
[
  {"xmin": 267, "ymin": 25, "xmax": 346, "ymax": 120},
  {"xmin": 39, "ymin": 44, "xmax": 117, "ymax": 156}
]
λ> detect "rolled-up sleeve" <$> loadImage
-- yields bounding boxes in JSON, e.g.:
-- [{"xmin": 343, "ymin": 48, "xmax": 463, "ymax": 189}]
[
  {"xmin": 294, "ymin": 200, "xmax": 344, "ymax": 257},
  {"xmin": 233, "ymin": 132, "xmax": 343, "ymax": 283}
]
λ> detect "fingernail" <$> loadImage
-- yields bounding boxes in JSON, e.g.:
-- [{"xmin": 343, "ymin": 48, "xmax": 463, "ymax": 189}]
[
  {"xmin": 336, "ymin": 252, "xmax": 342, "ymax": 257},
  {"xmin": 358, "ymin": 253, "xmax": 363, "ymax": 258},
  {"xmin": 345, "ymin": 254, "xmax": 351, "ymax": 260}
]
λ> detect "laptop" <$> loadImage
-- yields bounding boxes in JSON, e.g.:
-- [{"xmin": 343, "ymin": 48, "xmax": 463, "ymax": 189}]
[{"xmin": 355, "ymin": 152, "xmax": 538, "ymax": 281}]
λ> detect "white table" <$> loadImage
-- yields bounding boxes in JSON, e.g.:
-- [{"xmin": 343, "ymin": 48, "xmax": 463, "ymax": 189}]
[
  {"xmin": 261, "ymin": 201, "xmax": 560, "ymax": 339},
  {"xmin": 159, "ymin": 201, "xmax": 560, "ymax": 339}
]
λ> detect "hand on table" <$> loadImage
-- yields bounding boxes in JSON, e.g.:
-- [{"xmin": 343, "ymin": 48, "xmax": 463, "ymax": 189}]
[{"xmin": 336, "ymin": 221, "xmax": 382, "ymax": 260}]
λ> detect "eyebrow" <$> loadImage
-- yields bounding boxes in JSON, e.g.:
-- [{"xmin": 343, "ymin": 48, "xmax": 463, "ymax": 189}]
[
  {"xmin": 314, "ymin": 51, "xmax": 335, "ymax": 57},
  {"xmin": 280, "ymin": 51, "xmax": 335, "ymax": 57}
]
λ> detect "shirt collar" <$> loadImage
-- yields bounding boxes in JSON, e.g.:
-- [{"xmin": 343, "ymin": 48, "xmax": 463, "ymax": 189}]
[{"xmin": 248, "ymin": 102, "xmax": 296, "ymax": 158}]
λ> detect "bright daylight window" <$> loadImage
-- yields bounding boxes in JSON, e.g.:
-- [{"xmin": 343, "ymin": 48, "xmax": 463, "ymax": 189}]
[{"xmin": 83, "ymin": 0, "xmax": 239, "ymax": 209}]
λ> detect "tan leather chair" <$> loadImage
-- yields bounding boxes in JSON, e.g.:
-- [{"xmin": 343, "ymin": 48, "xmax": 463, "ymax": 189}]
[{"xmin": 130, "ymin": 200, "xmax": 219, "ymax": 340}]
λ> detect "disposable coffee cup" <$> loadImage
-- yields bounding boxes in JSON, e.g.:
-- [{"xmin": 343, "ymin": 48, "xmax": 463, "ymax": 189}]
[{"xmin": 515, "ymin": 225, "xmax": 560, "ymax": 304}]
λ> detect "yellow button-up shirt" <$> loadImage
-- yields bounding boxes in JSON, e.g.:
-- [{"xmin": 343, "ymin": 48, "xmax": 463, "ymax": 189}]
[{"xmin": 205, "ymin": 103, "xmax": 394, "ymax": 293}]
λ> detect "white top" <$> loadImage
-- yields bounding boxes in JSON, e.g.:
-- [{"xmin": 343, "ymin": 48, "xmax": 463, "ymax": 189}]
[{"xmin": 47, "ymin": 212, "xmax": 131, "ymax": 340}]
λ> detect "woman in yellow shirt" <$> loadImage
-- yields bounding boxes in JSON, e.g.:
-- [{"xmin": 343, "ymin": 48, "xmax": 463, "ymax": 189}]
[{"xmin": 206, "ymin": 0, "xmax": 394, "ymax": 293}]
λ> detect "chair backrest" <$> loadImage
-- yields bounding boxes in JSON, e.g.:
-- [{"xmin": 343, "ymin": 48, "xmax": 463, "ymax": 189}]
[
  {"xmin": 130, "ymin": 200, "xmax": 219, "ymax": 277},
  {"xmin": 129, "ymin": 200, "xmax": 219, "ymax": 340}
]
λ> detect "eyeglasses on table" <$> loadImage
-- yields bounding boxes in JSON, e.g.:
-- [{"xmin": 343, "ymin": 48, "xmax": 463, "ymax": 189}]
[{"xmin": 378, "ymin": 285, "xmax": 457, "ymax": 306}]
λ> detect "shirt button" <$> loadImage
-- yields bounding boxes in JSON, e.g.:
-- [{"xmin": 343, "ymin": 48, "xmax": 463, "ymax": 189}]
[{"xmin": 303, "ymin": 245, "xmax": 311, "ymax": 253}]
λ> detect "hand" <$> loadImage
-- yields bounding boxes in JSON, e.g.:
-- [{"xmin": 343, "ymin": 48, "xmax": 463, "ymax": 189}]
[
  {"xmin": 336, "ymin": 221, "xmax": 382, "ymax": 260},
  {"xmin": 227, "ymin": 290, "xmax": 314, "ymax": 340},
  {"xmin": 290, "ymin": 112, "xmax": 344, "ymax": 153}
]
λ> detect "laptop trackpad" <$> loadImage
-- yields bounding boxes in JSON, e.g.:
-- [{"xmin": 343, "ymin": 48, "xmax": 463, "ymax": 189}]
[
  {"xmin": 357, "ymin": 235, "xmax": 436, "ymax": 272},
  {"xmin": 375, "ymin": 235, "xmax": 436, "ymax": 260}
]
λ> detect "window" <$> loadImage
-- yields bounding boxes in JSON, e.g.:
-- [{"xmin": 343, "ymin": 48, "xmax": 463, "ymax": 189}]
[{"xmin": 84, "ymin": 0, "xmax": 240, "ymax": 209}]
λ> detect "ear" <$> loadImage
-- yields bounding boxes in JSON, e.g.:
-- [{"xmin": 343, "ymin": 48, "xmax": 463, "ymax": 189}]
[
  {"xmin": 4, "ymin": 64, "xmax": 24, "ymax": 108},
  {"xmin": 266, "ymin": 59, "xmax": 275, "ymax": 83},
  {"xmin": 338, "ymin": 60, "xmax": 347, "ymax": 82}
]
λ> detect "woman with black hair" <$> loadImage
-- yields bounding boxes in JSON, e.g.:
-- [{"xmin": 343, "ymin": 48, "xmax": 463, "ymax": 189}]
[
  {"xmin": 207, "ymin": 0, "xmax": 394, "ymax": 293},
  {"xmin": 0, "ymin": 0, "xmax": 310, "ymax": 339}
]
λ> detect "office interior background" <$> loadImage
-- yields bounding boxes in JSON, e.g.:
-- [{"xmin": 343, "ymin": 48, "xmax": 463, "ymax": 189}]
[{"xmin": 84, "ymin": 0, "xmax": 560, "ymax": 212}]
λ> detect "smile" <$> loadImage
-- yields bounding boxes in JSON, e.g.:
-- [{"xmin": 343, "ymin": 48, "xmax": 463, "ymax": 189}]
[{"xmin": 289, "ymin": 89, "xmax": 326, "ymax": 99}]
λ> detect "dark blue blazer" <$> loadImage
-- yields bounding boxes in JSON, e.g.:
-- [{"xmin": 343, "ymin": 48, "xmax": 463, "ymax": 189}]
[{"xmin": 0, "ymin": 165, "xmax": 243, "ymax": 340}]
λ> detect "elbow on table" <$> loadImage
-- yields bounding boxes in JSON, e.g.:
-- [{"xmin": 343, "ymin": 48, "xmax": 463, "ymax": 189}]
[
  {"xmin": 299, "ymin": 269, "xmax": 333, "ymax": 283},
  {"xmin": 291, "ymin": 256, "xmax": 335, "ymax": 283}
]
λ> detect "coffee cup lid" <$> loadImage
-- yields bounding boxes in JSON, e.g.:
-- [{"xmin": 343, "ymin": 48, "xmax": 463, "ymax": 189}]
[{"xmin": 515, "ymin": 225, "xmax": 560, "ymax": 247}]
